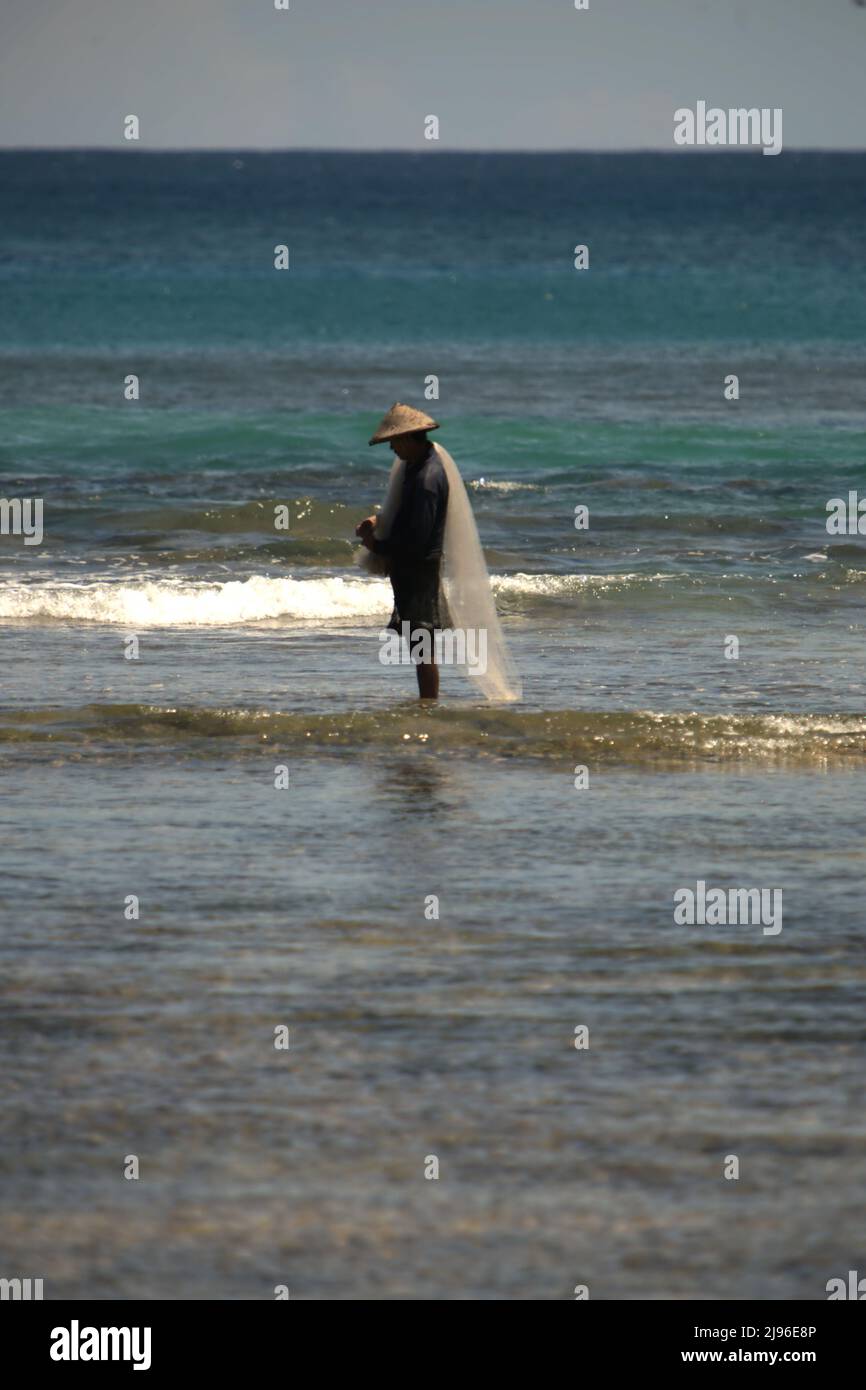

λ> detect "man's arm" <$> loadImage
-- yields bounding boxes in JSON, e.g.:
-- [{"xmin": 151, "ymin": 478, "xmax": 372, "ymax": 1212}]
[{"xmin": 372, "ymin": 476, "xmax": 444, "ymax": 561}]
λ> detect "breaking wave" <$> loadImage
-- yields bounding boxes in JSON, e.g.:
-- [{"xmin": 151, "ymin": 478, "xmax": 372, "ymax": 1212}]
[
  {"xmin": 0, "ymin": 574, "xmax": 392, "ymax": 625},
  {"xmin": 1, "ymin": 564, "xmax": 859, "ymax": 627},
  {"xmin": 0, "ymin": 571, "xmax": 638, "ymax": 625}
]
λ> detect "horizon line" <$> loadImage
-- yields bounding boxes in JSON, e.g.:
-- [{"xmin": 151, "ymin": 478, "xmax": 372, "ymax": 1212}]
[{"xmin": 2, "ymin": 144, "xmax": 866, "ymax": 156}]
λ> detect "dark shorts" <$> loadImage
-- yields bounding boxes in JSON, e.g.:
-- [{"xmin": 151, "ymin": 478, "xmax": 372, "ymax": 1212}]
[{"xmin": 387, "ymin": 558, "xmax": 448, "ymax": 635}]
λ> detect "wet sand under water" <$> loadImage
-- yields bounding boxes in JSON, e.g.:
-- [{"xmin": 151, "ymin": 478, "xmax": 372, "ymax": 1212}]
[{"xmin": 1, "ymin": 744, "xmax": 863, "ymax": 1299}]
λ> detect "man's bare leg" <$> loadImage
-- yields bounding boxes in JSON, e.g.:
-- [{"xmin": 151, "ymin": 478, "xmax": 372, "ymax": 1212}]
[{"xmin": 417, "ymin": 661, "xmax": 439, "ymax": 700}]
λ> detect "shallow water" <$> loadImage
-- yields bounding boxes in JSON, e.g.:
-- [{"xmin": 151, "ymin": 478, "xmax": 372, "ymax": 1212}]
[{"xmin": 1, "ymin": 751, "xmax": 864, "ymax": 1298}]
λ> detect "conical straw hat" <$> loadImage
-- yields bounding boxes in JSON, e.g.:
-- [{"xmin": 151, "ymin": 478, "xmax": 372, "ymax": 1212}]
[{"xmin": 368, "ymin": 402, "xmax": 440, "ymax": 445}]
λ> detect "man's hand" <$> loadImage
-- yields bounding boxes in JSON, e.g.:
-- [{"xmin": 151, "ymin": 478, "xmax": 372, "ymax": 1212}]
[{"xmin": 355, "ymin": 515, "xmax": 377, "ymax": 548}]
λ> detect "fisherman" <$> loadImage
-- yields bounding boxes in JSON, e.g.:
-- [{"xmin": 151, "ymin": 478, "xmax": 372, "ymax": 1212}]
[
  {"xmin": 356, "ymin": 403, "xmax": 522, "ymax": 704},
  {"xmin": 356, "ymin": 404, "xmax": 449, "ymax": 700}
]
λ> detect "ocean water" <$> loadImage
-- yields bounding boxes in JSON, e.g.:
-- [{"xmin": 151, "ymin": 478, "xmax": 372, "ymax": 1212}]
[{"xmin": 1, "ymin": 152, "xmax": 865, "ymax": 1300}]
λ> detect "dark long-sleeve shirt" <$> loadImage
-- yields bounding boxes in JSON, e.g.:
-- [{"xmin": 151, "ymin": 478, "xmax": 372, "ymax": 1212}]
[{"xmin": 371, "ymin": 449, "xmax": 449, "ymax": 565}]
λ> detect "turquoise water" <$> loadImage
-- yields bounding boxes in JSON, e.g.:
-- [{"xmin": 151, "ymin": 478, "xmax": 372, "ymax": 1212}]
[{"xmin": 1, "ymin": 152, "xmax": 865, "ymax": 1299}]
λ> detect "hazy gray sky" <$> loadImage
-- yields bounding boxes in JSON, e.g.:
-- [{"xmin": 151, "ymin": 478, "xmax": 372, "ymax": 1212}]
[{"xmin": 1, "ymin": 0, "xmax": 864, "ymax": 150}]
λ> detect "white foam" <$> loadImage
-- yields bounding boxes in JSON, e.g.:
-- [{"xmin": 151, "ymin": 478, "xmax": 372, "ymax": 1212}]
[
  {"xmin": 0, "ymin": 574, "xmax": 392, "ymax": 626},
  {"xmin": 469, "ymin": 479, "xmax": 541, "ymax": 494},
  {"xmin": 492, "ymin": 571, "xmax": 676, "ymax": 596},
  {"xmin": 0, "ymin": 570, "xmax": 689, "ymax": 627}
]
